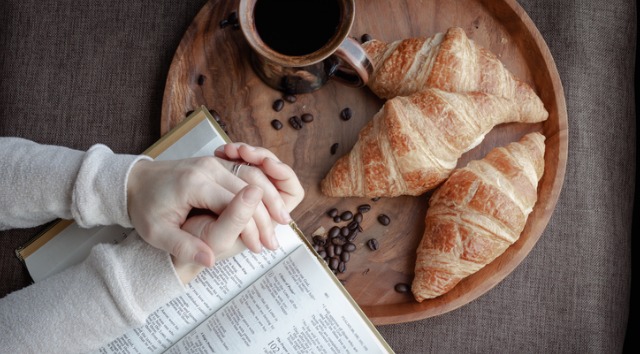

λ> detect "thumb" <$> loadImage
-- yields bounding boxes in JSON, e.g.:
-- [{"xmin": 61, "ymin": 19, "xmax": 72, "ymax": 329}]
[{"xmin": 201, "ymin": 185, "xmax": 263, "ymax": 254}]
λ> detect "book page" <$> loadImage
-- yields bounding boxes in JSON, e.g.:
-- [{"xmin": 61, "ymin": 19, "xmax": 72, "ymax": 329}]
[
  {"xmin": 165, "ymin": 245, "xmax": 390, "ymax": 354},
  {"xmin": 96, "ymin": 224, "xmax": 303, "ymax": 354}
]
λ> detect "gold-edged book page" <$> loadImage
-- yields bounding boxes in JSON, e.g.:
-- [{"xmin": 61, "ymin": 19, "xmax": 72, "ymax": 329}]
[
  {"xmin": 289, "ymin": 222, "xmax": 395, "ymax": 352},
  {"xmin": 15, "ymin": 106, "xmax": 225, "ymax": 262}
]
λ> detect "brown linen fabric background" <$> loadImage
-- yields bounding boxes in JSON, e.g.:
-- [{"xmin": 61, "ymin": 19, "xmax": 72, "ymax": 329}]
[{"xmin": 0, "ymin": 0, "xmax": 635, "ymax": 352}]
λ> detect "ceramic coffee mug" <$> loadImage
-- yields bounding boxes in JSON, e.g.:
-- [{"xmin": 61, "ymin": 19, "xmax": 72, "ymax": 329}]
[{"xmin": 238, "ymin": 0, "xmax": 373, "ymax": 94}]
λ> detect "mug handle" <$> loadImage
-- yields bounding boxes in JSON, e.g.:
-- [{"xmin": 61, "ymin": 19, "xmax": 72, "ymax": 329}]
[{"xmin": 329, "ymin": 37, "xmax": 374, "ymax": 87}]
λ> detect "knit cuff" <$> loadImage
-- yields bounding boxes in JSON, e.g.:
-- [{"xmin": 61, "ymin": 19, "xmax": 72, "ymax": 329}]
[{"xmin": 71, "ymin": 144, "xmax": 152, "ymax": 228}]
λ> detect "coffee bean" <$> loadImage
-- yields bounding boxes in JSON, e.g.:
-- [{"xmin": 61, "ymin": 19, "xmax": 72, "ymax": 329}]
[
  {"xmin": 312, "ymin": 235, "xmax": 326, "ymax": 246},
  {"xmin": 361, "ymin": 33, "xmax": 373, "ymax": 43},
  {"xmin": 347, "ymin": 220, "xmax": 359, "ymax": 230},
  {"xmin": 333, "ymin": 216, "xmax": 341, "ymax": 223},
  {"xmin": 334, "ymin": 245, "xmax": 342, "ymax": 256},
  {"xmin": 227, "ymin": 11, "xmax": 238, "ymax": 24},
  {"xmin": 340, "ymin": 211, "xmax": 353, "ymax": 221},
  {"xmin": 338, "ymin": 261, "xmax": 346, "ymax": 273},
  {"xmin": 271, "ymin": 119, "xmax": 283, "ymax": 130},
  {"xmin": 219, "ymin": 19, "xmax": 230, "ymax": 28},
  {"xmin": 197, "ymin": 75, "xmax": 206, "ymax": 86},
  {"xmin": 288, "ymin": 115, "xmax": 303, "ymax": 130},
  {"xmin": 340, "ymin": 251, "xmax": 350, "ymax": 262},
  {"xmin": 329, "ymin": 258, "xmax": 340, "ymax": 270},
  {"xmin": 283, "ymin": 94, "xmax": 297, "ymax": 103},
  {"xmin": 327, "ymin": 245, "xmax": 335, "ymax": 258},
  {"xmin": 328, "ymin": 226, "xmax": 340, "ymax": 238},
  {"xmin": 330, "ymin": 143, "xmax": 339, "ymax": 155},
  {"xmin": 301, "ymin": 113, "xmax": 314, "ymax": 123},
  {"xmin": 343, "ymin": 243, "xmax": 356, "ymax": 252},
  {"xmin": 340, "ymin": 226, "xmax": 350, "ymax": 237},
  {"xmin": 367, "ymin": 238, "xmax": 379, "ymax": 251},
  {"xmin": 377, "ymin": 214, "xmax": 391, "ymax": 226},
  {"xmin": 331, "ymin": 236, "xmax": 346, "ymax": 246},
  {"xmin": 357, "ymin": 204, "xmax": 371, "ymax": 213},
  {"xmin": 318, "ymin": 250, "xmax": 326, "ymax": 258},
  {"xmin": 185, "ymin": 110, "xmax": 195, "ymax": 117},
  {"xmin": 394, "ymin": 283, "xmax": 411, "ymax": 293},
  {"xmin": 371, "ymin": 197, "xmax": 381, "ymax": 202},
  {"xmin": 272, "ymin": 99, "xmax": 285, "ymax": 112},
  {"xmin": 340, "ymin": 107, "xmax": 353, "ymax": 121},
  {"xmin": 327, "ymin": 208, "xmax": 338, "ymax": 218},
  {"xmin": 210, "ymin": 109, "xmax": 222, "ymax": 122},
  {"xmin": 354, "ymin": 212, "xmax": 363, "ymax": 223},
  {"xmin": 347, "ymin": 230, "xmax": 358, "ymax": 242},
  {"xmin": 232, "ymin": 23, "xmax": 240, "ymax": 30}
]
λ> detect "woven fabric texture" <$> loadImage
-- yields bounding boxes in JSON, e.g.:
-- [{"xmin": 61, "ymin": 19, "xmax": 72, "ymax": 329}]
[{"xmin": 0, "ymin": 0, "xmax": 635, "ymax": 352}]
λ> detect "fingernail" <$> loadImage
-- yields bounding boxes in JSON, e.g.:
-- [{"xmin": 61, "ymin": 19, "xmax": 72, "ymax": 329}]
[
  {"xmin": 270, "ymin": 236, "xmax": 280, "ymax": 250},
  {"xmin": 280, "ymin": 203, "xmax": 292, "ymax": 223},
  {"xmin": 242, "ymin": 186, "xmax": 262, "ymax": 204},
  {"xmin": 195, "ymin": 252, "xmax": 212, "ymax": 267},
  {"xmin": 215, "ymin": 145, "xmax": 224, "ymax": 152}
]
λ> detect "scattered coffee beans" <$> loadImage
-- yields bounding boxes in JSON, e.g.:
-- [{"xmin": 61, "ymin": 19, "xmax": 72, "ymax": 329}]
[
  {"xmin": 361, "ymin": 33, "xmax": 373, "ymax": 43},
  {"xmin": 210, "ymin": 109, "xmax": 222, "ymax": 122},
  {"xmin": 340, "ymin": 107, "xmax": 353, "ymax": 121},
  {"xmin": 301, "ymin": 113, "xmax": 314, "ymax": 123},
  {"xmin": 272, "ymin": 99, "xmax": 285, "ymax": 112},
  {"xmin": 329, "ymin": 258, "xmax": 340, "ymax": 270},
  {"xmin": 288, "ymin": 115, "xmax": 303, "ymax": 130},
  {"xmin": 283, "ymin": 94, "xmax": 297, "ymax": 103},
  {"xmin": 357, "ymin": 204, "xmax": 371, "ymax": 213},
  {"xmin": 271, "ymin": 119, "xmax": 283, "ymax": 130},
  {"xmin": 354, "ymin": 212, "xmax": 363, "ymax": 223},
  {"xmin": 377, "ymin": 214, "xmax": 391, "ymax": 226},
  {"xmin": 330, "ymin": 143, "xmax": 339, "ymax": 155},
  {"xmin": 343, "ymin": 243, "xmax": 356, "ymax": 252},
  {"xmin": 394, "ymin": 283, "xmax": 411, "ymax": 293},
  {"xmin": 340, "ymin": 211, "xmax": 353, "ymax": 221},
  {"xmin": 221, "ymin": 11, "xmax": 238, "ymax": 29},
  {"xmin": 367, "ymin": 238, "xmax": 379, "ymax": 251},
  {"xmin": 312, "ymin": 235, "xmax": 326, "ymax": 246},
  {"xmin": 327, "ymin": 208, "xmax": 338, "ymax": 218}
]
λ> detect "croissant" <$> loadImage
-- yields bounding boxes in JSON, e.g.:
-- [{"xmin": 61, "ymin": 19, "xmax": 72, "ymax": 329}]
[
  {"xmin": 363, "ymin": 27, "xmax": 546, "ymax": 121},
  {"xmin": 411, "ymin": 132, "xmax": 546, "ymax": 302},
  {"xmin": 320, "ymin": 89, "xmax": 547, "ymax": 197}
]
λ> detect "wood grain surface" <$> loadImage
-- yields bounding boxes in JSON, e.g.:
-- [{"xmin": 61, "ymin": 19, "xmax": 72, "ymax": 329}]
[{"xmin": 161, "ymin": 0, "xmax": 568, "ymax": 325}]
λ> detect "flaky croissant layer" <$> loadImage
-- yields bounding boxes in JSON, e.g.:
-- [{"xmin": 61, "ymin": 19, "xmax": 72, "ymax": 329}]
[
  {"xmin": 363, "ymin": 27, "xmax": 547, "ymax": 122},
  {"xmin": 411, "ymin": 132, "xmax": 546, "ymax": 302},
  {"xmin": 320, "ymin": 89, "xmax": 547, "ymax": 198}
]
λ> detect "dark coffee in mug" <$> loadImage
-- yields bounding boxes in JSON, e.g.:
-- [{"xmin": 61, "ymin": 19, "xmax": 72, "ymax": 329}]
[{"xmin": 254, "ymin": 0, "xmax": 341, "ymax": 56}]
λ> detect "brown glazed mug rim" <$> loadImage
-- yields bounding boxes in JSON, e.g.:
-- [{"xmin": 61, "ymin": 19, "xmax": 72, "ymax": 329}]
[{"xmin": 238, "ymin": 0, "xmax": 355, "ymax": 67}]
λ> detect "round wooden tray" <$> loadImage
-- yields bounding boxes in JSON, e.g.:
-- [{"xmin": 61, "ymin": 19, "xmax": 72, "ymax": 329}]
[{"xmin": 161, "ymin": 0, "xmax": 568, "ymax": 325}]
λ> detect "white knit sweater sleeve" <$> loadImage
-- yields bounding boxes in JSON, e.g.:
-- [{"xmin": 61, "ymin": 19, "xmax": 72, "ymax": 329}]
[
  {"xmin": 0, "ymin": 137, "xmax": 186, "ymax": 352},
  {"xmin": 0, "ymin": 137, "xmax": 147, "ymax": 229}
]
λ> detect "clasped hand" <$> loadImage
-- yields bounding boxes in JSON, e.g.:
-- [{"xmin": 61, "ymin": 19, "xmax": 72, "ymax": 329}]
[{"xmin": 126, "ymin": 143, "xmax": 304, "ymax": 283}]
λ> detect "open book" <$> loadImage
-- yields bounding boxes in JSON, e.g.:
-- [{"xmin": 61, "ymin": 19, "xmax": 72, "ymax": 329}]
[{"xmin": 16, "ymin": 107, "xmax": 393, "ymax": 353}]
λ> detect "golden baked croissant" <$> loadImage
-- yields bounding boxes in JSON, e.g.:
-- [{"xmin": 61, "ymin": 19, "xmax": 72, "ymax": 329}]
[
  {"xmin": 411, "ymin": 132, "xmax": 546, "ymax": 302},
  {"xmin": 320, "ymin": 89, "xmax": 547, "ymax": 197},
  {"xmin": 363, "ymin": 27, "xmax": 546, "ymax": 121}
]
